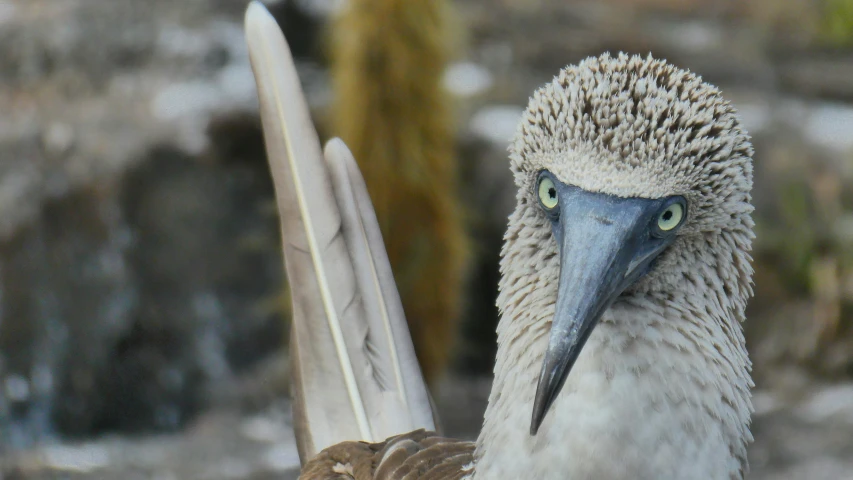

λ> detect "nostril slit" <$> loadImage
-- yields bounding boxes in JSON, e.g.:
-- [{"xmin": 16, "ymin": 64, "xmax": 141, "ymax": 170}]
[{"xmin": 590, "ymin": 215, "xmax": 614, "ymax": 226}]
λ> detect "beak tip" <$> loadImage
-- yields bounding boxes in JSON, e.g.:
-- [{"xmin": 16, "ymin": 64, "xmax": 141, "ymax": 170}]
[
  {"xmin": 530, "ymin": 377, "xmax": 551, "ymax": 437},
  {"xmin": 529, "ymin": 415, "xmax": 543, "ymax": 436}
]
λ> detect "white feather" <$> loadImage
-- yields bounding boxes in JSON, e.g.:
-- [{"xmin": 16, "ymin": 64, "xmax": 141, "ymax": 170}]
[{"xmin": 243, "ymin": 1, "xmax": 435, "ymax": 463}]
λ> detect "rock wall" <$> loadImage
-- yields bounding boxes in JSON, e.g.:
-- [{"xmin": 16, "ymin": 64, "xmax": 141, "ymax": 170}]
[{"xmin": 0, "ymin": 0, "xmax": 317, "ymax": 448}]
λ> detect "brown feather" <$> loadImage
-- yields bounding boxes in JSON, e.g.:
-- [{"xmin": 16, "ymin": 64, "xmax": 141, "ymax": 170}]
[{"xmin": 299, "ymin": 430, "xmax": 475, "ymax": 480}]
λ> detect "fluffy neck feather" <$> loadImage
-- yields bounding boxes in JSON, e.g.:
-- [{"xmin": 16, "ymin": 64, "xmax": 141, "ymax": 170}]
[{"xmin": 471, "ymin": 202, "xmax": 753, "ymax": 480}]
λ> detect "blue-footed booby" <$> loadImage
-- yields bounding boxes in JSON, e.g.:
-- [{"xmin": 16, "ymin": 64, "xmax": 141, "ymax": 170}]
[{"xmin": 244, "ymin": 2, "xmax": 755, "ymax": 479}]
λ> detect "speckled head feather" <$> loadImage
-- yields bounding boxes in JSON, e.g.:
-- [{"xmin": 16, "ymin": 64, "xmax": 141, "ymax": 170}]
[
  {"xmin": 477, "ymin": 53, "xmax": 756, "ymax": 479},
  {"xmin": 504, "ymin": 51, "xmax": 756, "ymax": 304},
  {"xmin": 510, "ymin": 52, "xmax": 754, "ymax": 235}
]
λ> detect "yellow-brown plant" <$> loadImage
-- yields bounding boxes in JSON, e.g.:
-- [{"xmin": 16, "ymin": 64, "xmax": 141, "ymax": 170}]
[{"xmin": 329, "ymin": 0, "xmax": 467, "ymax": 384}]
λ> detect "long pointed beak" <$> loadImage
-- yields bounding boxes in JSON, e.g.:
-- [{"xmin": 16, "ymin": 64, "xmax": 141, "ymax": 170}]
[{"xmin": 530, "ymin": 186, "xmax": 674, "ymax": 435}]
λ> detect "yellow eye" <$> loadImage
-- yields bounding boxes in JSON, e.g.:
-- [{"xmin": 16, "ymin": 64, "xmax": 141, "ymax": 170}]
[
  {"xmin": 538, "ymin": 176, "xmax": 558, "ymax": 210},
  {"xmin": 658, "ymin": 203, "xmax": 684, "ymax": 231}
]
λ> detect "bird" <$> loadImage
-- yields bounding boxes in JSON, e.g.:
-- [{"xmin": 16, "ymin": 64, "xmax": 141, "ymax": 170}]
[{"xmin": 243, "ymin": 2, "xmax": 755, "ymax": 479}]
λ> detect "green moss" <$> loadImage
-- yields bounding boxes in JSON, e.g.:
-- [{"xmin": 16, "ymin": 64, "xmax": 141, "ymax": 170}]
[
  {"xmin": 821, "ymin": 0, "xmax": 853, "ymax": 45},
  {"xmin": 762, "ymin": 181, "xmax": 816, "ymax": 293}
]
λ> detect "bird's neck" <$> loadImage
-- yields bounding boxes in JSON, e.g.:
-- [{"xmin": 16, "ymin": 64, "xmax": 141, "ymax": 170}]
[{"xmin": 471, "ymin": 208, "xmax": 753, "ymax": 480}]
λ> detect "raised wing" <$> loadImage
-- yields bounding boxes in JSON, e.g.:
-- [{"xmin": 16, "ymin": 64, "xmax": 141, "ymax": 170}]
[{"xmin": 243, "ymin": 1, "xmax": 437, "ymax": 463}]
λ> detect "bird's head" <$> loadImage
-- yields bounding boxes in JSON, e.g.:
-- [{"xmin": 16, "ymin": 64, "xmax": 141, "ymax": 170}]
[{"xmin": 505, "ymin": 53, "xmax": 754, "ymax": 435}]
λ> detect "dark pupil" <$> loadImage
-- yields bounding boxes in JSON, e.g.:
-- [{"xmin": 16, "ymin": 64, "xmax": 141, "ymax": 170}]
[
  {"xmin": 548, "ymin": 188, "xmax": 556, "ymax": 199},
  {"xmin": 662, "ymin": 210, "xmax": 672, "ymax": 221}
]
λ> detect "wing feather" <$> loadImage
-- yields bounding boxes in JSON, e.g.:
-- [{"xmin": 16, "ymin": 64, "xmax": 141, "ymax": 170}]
[{"xmin": 243, "ymin": 1, "xmax": 436, "ymax": 464}]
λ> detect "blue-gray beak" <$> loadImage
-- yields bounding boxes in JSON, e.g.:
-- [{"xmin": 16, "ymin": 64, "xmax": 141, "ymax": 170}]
[{"xmin": 530, "ymin": 176, "xmax": 685, "ymax": 435}]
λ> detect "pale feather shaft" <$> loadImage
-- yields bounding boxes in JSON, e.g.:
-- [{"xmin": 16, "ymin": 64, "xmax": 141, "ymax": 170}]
[{"xmin": 244, "ymin": 1, "xmax": 436, "ymax": 464}]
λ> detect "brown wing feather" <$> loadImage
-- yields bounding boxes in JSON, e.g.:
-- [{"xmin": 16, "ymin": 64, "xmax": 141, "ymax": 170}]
[{"xmin": 299, "ymin": 430, "xmax": 475, "ymax": 480}]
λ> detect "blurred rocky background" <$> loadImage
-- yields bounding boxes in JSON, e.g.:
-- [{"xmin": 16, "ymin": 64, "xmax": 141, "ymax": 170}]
[{"xmin": 1, "ymin": 0, "xmax": 853, "ymax": 478}]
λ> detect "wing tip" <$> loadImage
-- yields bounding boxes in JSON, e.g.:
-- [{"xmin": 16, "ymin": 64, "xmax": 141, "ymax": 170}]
[
  {"xmin": 324, "ymin": 136, "xmax": 348, "ymax": 151},
  {"xmin": 245, "ymin": 1, "xmax": 294, "ymax": 57},
  {"xmin": 245, "ymin": 1, "xmax": 274, "ymax": 31},
  {"xmin": 323, "ymin": 138, "xmax": 352, "ymax": 164}
]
